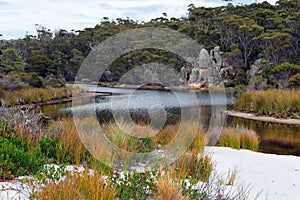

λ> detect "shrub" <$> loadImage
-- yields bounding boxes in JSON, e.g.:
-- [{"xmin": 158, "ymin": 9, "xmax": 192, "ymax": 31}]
[
  {"xmin": 288, "ymin": 73, "xmax": 300, "ymax": 88},
  {"xmin": 175, "ymin": 153, "xmax": 213, "ymax": 182},
  {"xmin": 155, "ymin": 171, "xmax": 187, "ymax": 200},
  {"xmin": 0, "ymin": 119, "xmax": 44, "ymax": 181},
  {"xmin": 110, "ymin": 171, "xmax": 156, "ymax": 199}
]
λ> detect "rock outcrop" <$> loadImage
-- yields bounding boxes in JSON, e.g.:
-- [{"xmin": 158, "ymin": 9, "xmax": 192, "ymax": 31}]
[{"xmin": 180, "ymin": 46, "xmax": 226, "ymax": 88}]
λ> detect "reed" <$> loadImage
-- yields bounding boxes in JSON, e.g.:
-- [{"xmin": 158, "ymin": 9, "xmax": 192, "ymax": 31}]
[
  {"xmin": 240, "ymin": 129, "xmax": 259, "ymax": 152},
  {"xmin": 1, "ymin": 86, "xmax": 84, "ymax": 107},
  {"xmin": 219, "ymin": 127, "xmax": 240, "ymax": 149},
  {"xmin": 32, "ymin": 170, "xmax": 117, "ymax": 200},
  {"xmin": 174, "ymin": 153, "xmax": 213, "ymax": 182},
  {"xmin": 234, "ymin": 89, "xmax": 300, "ymax": 118},
  {"xmin": 47, "ymin": 118, "xmax": 89, "ymax": 165},
  {"xmin": 155, "ymin": 170, "xmax": 189, "ymax": 200},
  {"xmin": 219, "ymin": 127, "xmax": 260, "ymax": 151}
]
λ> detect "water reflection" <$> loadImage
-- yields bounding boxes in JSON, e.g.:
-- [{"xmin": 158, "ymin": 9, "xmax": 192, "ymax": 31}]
[
  {"xmin": 227, "ymin": 116, "xmax": 300, "ymax": 156},
  {"xmin": 41, "ymin": 87, "xmax": 300, "ymax": 156}
]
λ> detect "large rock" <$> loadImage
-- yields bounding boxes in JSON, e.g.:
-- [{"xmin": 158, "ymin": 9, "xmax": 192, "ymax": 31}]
[
  {"xmin": 179, "ymin": 66, "xmax": 190, "ymax": 82},
  {"xmin": 199, "ymin": 69, "xmax": 208, "ymax": 82},
  {"xmin": 211, "ymin": 46, "xmax": 223, "ymax": 66},
  {"xmin": 198, "ymin": 48, "xmax": 212, "ymax": 69},
  {"xmin": 189, "ymin": 68, "xmax": 200, "ymax": 83}
]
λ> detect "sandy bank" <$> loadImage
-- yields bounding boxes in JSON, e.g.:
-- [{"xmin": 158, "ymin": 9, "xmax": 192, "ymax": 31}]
[{"xmin": 225, "ymin": 110, "xmax": 300, "ymax": 125}]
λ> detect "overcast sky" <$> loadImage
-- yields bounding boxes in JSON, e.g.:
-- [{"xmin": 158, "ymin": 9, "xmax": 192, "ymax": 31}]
[{"xmin": 0, "ymin": 0, "xmax": 277, "ymax": 39}]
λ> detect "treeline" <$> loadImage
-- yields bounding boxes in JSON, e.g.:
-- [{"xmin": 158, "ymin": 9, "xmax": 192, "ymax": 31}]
[{"xmin": 0, "ymin": 0, "xmax": 299, "ymax": 90}]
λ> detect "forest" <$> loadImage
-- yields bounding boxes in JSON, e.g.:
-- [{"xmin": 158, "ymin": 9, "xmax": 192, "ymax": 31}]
[{"xmin": 0, "ymin": 0, "xmax": 300, "ymax": 91}]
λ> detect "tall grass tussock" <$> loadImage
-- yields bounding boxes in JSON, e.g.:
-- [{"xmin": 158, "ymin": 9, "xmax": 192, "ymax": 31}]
[
  {"xmin": 0, "ymin": 86, "xmax": 84, "ymax": 107},
  {"xmin": 219, "ymin": 127, "xmax": 259, "ymax": 151},
  {"xmin": 32, "ymin": 170, "xmax": 118, "ymax": 200},
  {"xmin": 234, "ymin": 89, "xmax": 300, "ymax": 118}
]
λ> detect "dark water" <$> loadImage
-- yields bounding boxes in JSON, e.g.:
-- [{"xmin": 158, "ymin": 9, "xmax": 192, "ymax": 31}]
[
  {"xmin": 42, "ymin": 86, "xmax": 300, "ymax": 156},
  {"xmin": 226, "ymin": 116, "xmax": 300, "ymax": 156}
]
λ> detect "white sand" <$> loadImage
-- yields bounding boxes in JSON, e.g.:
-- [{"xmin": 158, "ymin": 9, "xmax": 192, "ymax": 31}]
[
  {"xmin": 1, "ymin": 148, "xmax": 300, "ymax": 200},
  {"xmin": 205, "ymin": 146, "xmax": 300, "ymax": 200}
]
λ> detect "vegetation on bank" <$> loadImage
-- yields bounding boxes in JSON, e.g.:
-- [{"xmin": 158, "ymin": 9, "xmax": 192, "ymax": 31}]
[
  {"xmin": 0, "ymin": 0, "xmax": 300, "ymax": 89},
  {"xmin": 0, "ymin": 117, "xmax": 257, "ymax": 199},
  {"xmin": 234, "ymin": 89, "xmax": 300, "ymax": 119},
  {"xmin": 0, "ymin": 86, "xmax": 85, "ymax": 107},
  {"xmin": 219, "ymin": 127, "xmax": 260, "ymax": 151}
]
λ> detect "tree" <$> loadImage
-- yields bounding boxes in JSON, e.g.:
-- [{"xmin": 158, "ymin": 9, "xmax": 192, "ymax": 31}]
[
  {"xmin": 26, "ymin": 55, "xmax": 55, "ymax": 77},
  {"xmin": 271, "ymin": 62, "xmax": 300, "ymax": 88},
  {"xmin": 258, "ymin": 31, "xmax": 294, "ymax": 64},
  {"xmin": 223, "ymin": 15, "xmax": 263, "ymax": 69}
]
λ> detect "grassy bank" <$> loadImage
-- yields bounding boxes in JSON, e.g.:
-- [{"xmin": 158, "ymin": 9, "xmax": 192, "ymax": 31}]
[
  {"xmin": 0, "ymin": 118, "xmax": 254, "ymax": 199},
  {"xmin": 0, "ymin": 86, "xmax": 85, "ymax": 107},
  {"xmin": 219, "ymin": 127, "xmax": 260, "ymax": 151},
  {"xmin": 234, "ymin": 89, "xmax": 300, "ymax": 118}
]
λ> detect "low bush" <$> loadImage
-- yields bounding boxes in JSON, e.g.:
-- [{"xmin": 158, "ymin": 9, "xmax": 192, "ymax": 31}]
[
  {"xmin": 0, "ymin": 119, "xmax": 44, "ymax": 181},
  {"xmin": 288, "ymin": 73, "xmax": 300, "ymax": 88}
]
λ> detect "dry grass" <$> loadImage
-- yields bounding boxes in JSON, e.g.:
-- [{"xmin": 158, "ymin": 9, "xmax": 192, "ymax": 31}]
[
  {"xmin": 234, "ymin": 89, "xmax": 300, "ymax": 118},
  {"xmin": 155, "ymin": 170, "xmax": 190, "ymax": 200},
  {"xmin": 1, "ymin": 86, "xmax": 84, "ymax": 107},
  {"xmin": 219, "ymin": 127, "xmax": 241, "ymax": 150},
  {"xmin": 47, "ymin": 118, "xmax": 89, "ymax": 165},
  {"xmin": 240, "ymin": 129, "xmax": 259, "ymax": 152},
  {"xmin": 32, "ymin": 170, "xmax": 117, "ymax": 200},
  {"xmin": 219, "ymin": 127, "xmax": 260, "ymax": 151},
  {"xmin": 174, "ymin": 153, "xmax": 213, "ymax": 182}
]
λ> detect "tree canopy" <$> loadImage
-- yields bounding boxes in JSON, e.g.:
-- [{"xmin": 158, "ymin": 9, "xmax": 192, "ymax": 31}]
[{"xmin": 0, "ymin": 0, "xmax": 300, "ymax": 89}]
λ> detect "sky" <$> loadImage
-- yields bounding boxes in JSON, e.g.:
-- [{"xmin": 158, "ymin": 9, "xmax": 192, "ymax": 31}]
[{"xmin": 0, "ymin": 0, "xmax": 277, "ymax": 40}]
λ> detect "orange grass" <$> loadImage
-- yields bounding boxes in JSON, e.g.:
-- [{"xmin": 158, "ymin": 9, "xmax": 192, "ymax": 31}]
[
  {"xmin": 32, "ymin": 170, "xmax": 117, "ymax": 200},
  {"xmin": 234, "ymin": 89, "xmax": 300, "ymax": 118},
  {"xmin": 1, "ymin": 86, "xmax": 84, "ymax": 107}
]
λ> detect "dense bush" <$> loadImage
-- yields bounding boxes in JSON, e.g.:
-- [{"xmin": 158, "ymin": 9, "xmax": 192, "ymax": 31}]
[
  {"xmin": 288, "ymin": 73, "xmax": 300, "ymax": 88},
  {"xmin": 0, "ymin": 120, "xmax": 44, "ymax": 181}
]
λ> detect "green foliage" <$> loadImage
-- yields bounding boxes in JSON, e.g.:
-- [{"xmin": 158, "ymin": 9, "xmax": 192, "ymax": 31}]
[
  {"xmin": 0, "ymin": 0, "xmax": 300, "ymax": 86},
  {"xmin": 38, "ymin": 136, "xmax": 59, "ymax": 162},
  {"xmin": 26, "ymin": 55, "xmax": 55, "ymax": 77},
  {"xmin": 272, "ymin": 62, "xmax": 300, "ymax": 73},
  {"xmin": 0, "ymin": 119, "xmax": 44, "ymax": 181},
  {"xmin": 219, "ymin": 128, "xmax": 241, "ymax": 150},
  {"xmin": 110, "ymin": 171, "xmax": 156, "ymax": 199},
  {"xmin": 36, "ymin": 164, "xmax": 66, "ymax": 184},
  {"xmin": 288, "ymin": 73, "xmax": 300, "ymax": 88},
  {"xmin": 17, "ymin": 72, "xmax": 45, "ymax": 88}
]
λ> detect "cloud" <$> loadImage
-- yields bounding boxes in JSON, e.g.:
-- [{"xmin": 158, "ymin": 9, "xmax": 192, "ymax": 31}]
[
  {"xmin": 0, "ymin": 0, "xmax": 277, "ymax": 39},
  {"xmin": 0, "ymin": 0, "xmax": 13, "ymax": 8}
]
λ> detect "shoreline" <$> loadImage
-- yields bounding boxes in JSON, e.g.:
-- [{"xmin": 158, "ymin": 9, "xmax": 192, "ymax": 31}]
[
  {"xmin": 225, "ymin": 110, "xmax": 300, "ymax": 125},
  {"xmin": 0, "ymin": 92, "xmax": 107, "ymax": 111}
]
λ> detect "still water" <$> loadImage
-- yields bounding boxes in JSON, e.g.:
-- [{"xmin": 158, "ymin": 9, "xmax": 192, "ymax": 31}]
[{"xmin": 41, "ymin": 86, "xmax": 300, "ymax": 156}]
